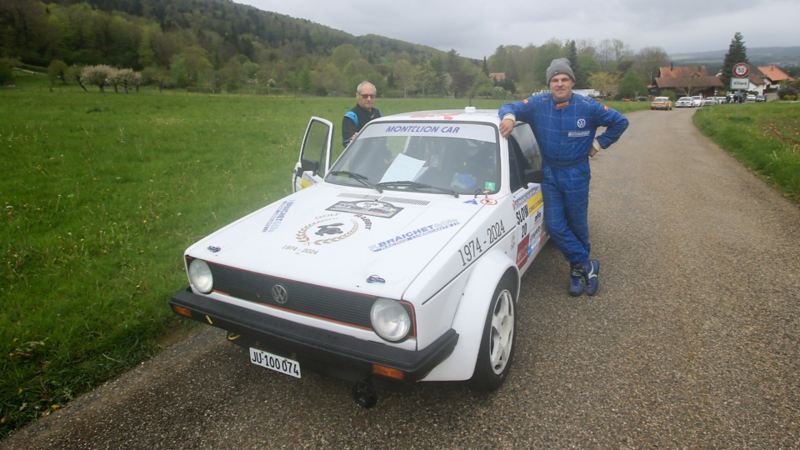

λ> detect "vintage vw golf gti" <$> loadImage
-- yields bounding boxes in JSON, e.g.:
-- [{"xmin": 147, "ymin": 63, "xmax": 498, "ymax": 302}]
[{"xmin": 170, "ymin": 108, "xmax": 548, "ymax": 407}]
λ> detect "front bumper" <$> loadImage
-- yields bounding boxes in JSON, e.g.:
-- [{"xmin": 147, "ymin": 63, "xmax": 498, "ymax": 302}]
[{"xmin": 170, "ymin": 288, "xmax": 458, "ymax": 382}]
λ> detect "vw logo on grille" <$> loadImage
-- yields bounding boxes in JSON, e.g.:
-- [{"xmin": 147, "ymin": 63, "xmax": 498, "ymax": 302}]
[{"xmin": 271, "ymin": 284, "xmax": 289, "ymax": 305}]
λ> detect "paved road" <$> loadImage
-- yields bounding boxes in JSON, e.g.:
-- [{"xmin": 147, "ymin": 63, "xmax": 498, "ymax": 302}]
[{"xmin": 3, "ymin": 108, "xmax": 799, "ymax": 449}]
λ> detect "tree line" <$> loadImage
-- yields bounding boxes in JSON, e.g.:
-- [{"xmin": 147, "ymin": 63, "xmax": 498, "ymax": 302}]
[{"xmin": 2, "ymin": 0, "xmax": 675, "ymax": 99}]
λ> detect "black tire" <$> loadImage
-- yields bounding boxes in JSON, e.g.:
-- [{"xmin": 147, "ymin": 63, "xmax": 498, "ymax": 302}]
[{"xmin": 470, "ymin": 276, "xmax": 516, "ymax": 391}]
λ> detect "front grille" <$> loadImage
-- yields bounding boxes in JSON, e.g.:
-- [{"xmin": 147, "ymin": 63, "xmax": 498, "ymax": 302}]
[{"xmin": 206, "ymin": 260, "xmax": 376, "ymax": 329}]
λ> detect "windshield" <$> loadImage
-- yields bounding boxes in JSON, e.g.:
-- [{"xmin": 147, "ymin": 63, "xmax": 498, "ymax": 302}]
[{"xmin": 326, "ymin": 121, "xmax": 500, "ymax": 195}]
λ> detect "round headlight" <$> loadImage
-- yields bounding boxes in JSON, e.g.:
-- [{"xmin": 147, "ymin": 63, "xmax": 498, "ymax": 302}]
[
  {"xmin": 370, "ymin": 298, "xmax": 411, "ymax": 342},
  {"xmin": 188, "ymin": 259, "xmax": 213, "ymax": 294}
]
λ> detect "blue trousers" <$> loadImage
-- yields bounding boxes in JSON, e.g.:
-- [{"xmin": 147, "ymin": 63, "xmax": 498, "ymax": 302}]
[{"xmin": 541, "ymin": 162, "xmax": 591, "ymax": 265}]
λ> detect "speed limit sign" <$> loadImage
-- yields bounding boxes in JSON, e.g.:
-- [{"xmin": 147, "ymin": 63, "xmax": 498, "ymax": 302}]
[{"xmin": 733, "ymin": 63, "xmax": 750, "ymax": 78}]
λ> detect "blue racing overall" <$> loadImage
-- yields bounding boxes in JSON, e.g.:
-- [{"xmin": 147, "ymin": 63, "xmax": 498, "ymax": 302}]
[{"xmin": 499, "ymin": 93, "xmax": 628, "ymax": 265}]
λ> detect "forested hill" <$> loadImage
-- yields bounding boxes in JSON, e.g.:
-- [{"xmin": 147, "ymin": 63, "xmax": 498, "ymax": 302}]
[
  {"xmin": 1, "ymin": 0, "xmax": 475, "ymax": 96},
  {"xmin": 47, "ymin": 0, "xmax": 445, "ymax": 65}
]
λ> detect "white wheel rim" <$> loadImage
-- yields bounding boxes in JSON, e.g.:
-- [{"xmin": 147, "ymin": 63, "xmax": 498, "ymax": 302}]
[{"xmin": 489, "ymin": 289, "xmax": 514, "ymax": 375}]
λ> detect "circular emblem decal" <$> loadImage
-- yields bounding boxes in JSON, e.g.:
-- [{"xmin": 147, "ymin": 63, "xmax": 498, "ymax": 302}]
[
  {"xmin": 577, "ymin": 118, "xmax": 586, "ymax": 129},
  {"xmin": 271, "ymin": 284, "xmax": 289, "ymax": 305}
]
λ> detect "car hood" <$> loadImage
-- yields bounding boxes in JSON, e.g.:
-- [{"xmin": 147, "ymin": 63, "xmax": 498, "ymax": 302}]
[{"xmin": 187, "ymin": 183, "xmax": 485, "ymax": 298}]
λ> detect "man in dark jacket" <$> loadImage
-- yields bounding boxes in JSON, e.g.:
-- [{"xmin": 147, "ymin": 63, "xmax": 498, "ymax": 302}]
[
  {"xmin": 342, "ymin": 81, "xmax": 381, "ymax": 147},
  {"xmin": 498, "ymin": 58, "xmax": 629, "ymax": 297}
]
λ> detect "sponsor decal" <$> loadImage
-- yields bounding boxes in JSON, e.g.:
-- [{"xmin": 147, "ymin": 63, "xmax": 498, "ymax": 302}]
[
  {"xmin": 533, "ymin": 208, "xmax": 543, "ymax": 224},
  {"xmin": 577, "ymin": 118, "xmax": 586, "ymax": 128},
  {"xmin": 516, "ymin": 234, "xmax": 530, "ymax": 268},
  {"xmin": 262, "ymin": 200, "xmax": 294, "ymax": 233},
  {"xmin": 513, "ymin": 185, "xmax": 540, "ymax": 209},
  {"xmin": 463, "ymin": 199, "xmax": 479, "ymax": 205},
  {"xmin": 527, "ymin": 191, "xmax": 543, "ymax": 212},
  {"xmin": 568, "ymin": 130, "xmax": 591, "ymax": 138},
  {"xmin": 369, "ymin": 219, "xmax": 460, "ymax": 252},
  {"xmin": 480, "ymin": 197, "xmax": 497, "ymax": 205},
  {"xmin": 326, "ymin": 200, "xmax": 402, "ymax": 218}
]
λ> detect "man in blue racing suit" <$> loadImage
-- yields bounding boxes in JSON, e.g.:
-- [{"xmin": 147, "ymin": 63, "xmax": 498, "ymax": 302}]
[{"xmin": 498, "ymin": 58, "xmax": 629, "ymax": 296}]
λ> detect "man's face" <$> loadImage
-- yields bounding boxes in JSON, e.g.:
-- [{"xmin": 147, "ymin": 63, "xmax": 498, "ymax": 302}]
[
  {"xmin": 357, "ymin": 84, "xmax": 377, "ymax": 110},
  {"xmin": 549, "ymin": 74, "xmax": 574, "ymax": 102}
]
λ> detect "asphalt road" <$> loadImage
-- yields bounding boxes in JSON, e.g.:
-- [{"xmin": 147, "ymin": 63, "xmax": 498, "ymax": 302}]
[{"xmin": 3, "ymin": 108, "xmax": 799, "ymax": 449}]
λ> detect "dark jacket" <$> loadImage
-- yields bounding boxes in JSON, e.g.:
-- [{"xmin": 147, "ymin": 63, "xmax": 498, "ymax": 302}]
[{"xmin": 342, "ymin": 104, "xmax": 382, "ymax": 146}]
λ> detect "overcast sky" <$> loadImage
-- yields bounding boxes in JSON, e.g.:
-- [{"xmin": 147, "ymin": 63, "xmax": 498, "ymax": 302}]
[{"xmin": 235, "ymin": 0, "xmax": 798, "ymax": 59}]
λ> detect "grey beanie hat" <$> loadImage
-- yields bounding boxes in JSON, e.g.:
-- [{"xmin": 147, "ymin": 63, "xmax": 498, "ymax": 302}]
[{"xmin": 546, "ymin": 58, "xmax": 575, "ymax": 82}]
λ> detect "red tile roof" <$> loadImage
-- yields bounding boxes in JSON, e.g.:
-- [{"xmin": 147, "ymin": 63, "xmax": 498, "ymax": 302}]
[
  {"xmin": 758, "ymin": 65, "xmax": 795, "ymax": 82},
  {"xmin": 655, "ymin": 65, "xmax": 723, "ymax": 89}
]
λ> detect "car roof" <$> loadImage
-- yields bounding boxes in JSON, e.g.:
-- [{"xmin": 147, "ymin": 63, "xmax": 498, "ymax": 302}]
[{"xmin": 371, "ymin": 108, "xmax": 500, "ymax": 125}]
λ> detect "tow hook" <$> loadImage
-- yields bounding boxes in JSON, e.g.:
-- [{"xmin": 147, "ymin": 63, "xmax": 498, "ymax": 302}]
[{"xmin": 352, "ymin": 379, "xmax": 378, "ymax": 408}]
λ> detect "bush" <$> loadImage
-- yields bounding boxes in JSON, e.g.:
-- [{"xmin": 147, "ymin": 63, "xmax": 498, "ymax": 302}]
[
  {"xmin": 0, "ymin": 58, "xmax": 17, "ymax": 86},
  {"xmin": 777, "ymin": 86, "xmax": 798, "ymax": 100},
  {"xmin": 47, "ymin": 60, "xmax": 69, "ymax": 85}
]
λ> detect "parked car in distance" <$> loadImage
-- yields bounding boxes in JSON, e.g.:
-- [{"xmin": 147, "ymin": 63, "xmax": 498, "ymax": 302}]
[
  {"xmin": 701, "ymin": 97, "xmax": 717, "ymax": 106},
  {"xmin": 650, "ymin": 96, "xmax": 673, "ymax": 110},
  {"xmin": 746, "ymin": 94, "xmax": 756, "ymax": 102},
  {"xmin": 675, "ymin": 97, "xmax": 693, "ymax": 108},
  {"xmin": 691, "ymin": 96, "xmax": 703, "ymax": 107},
  {"xmin": 755, "ymin": 95, "xmax": 766, "ymax": 102}
]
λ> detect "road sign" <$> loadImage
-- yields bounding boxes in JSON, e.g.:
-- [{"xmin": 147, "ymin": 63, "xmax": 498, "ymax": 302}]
[
  {"xmin": 733, "ymin": 63, "xmax": 750, "ymax": 78},
  {"xmin": 730, "ymin": 78, "xmax": 749, "ymax": 90}
]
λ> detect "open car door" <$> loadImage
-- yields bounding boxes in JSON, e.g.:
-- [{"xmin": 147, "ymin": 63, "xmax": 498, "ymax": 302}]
[{"xmin": 293, "ymin": 117, "xmax": 334, "ymax": 192}]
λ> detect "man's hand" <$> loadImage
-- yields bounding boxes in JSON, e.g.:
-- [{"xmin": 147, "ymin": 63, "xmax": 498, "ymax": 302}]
[
  {"xmin": 499, "ymin": 117, "xmax": 515, "ymax": 137},
  {"xmin": 589, "ymin": 139, "xmax": 600, "ymax": 158}
]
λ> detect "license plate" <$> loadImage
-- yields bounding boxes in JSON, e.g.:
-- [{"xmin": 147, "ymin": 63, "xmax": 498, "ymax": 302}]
[{"xmin": 249, "ymin": 347, "xmax": 301, "ymax": 379}]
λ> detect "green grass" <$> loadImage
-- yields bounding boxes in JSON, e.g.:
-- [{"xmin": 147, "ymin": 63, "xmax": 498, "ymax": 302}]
[
  {"xmin": 693, "ymin": 102, "xmax": 800, "ymax": 201},
  {"xmin": 0, "ymin": 71, "xmax": 645, "ymax": 437}
]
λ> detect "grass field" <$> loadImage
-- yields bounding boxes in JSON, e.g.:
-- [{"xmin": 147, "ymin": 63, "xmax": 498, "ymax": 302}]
[
  {"xmin": 0, "ymin": 71, "xmax": 648, "ymax": 437},
  {"xmin": 693, "ymin": 102, "xmax": 800, "ymax": 202}
]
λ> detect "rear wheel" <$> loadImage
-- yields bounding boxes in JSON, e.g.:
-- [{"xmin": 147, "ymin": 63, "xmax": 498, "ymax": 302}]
[{"xmin": 471, "ymin": 277, "xmax": 516, "ymax": 391}]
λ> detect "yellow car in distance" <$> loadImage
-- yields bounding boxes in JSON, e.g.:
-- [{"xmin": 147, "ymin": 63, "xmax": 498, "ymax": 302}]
[{"xmin": 650, "ymin": 96, "xmax": 673, "ymax": 111}]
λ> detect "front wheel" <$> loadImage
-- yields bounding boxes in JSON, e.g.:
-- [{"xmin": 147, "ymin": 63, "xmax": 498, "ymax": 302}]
[{"xmin": 470, "ymin": 277, "xmax": 516, "ymax": 391}]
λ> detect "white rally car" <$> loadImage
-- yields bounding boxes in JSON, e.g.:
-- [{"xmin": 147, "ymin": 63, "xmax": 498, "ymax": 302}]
[{"xmin": 170, "ymin": 108, "xmax": 547, "ymax": 406}]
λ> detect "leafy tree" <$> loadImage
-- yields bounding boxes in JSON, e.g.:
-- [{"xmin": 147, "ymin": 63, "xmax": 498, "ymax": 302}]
[
  {"xmin": 588, "ymin": 71, "xmax": 619, "ymax": 98},
  {"xmin": 721, "ymin": 32, "xmax": 749, "ymax": 89},
  {"xmin": 566, "ymin": 40, "xmax": 586, "ymax": 88},
  {"xmin": 392, "ymin": 59, "xmax": 415, "ymax": 97},
  {"xmin": 47, "ymin": 59, "xmax": 69, "ymax": 85},
  {"xmin": 66, "ymin": 64, "xmax": 87, "ymax": 91},
  {"xmin": 141, "ymin": 65, "xmax": 169, "ymax": 90},
  {"xmin": 80, "ymin": 64, "xmax": 114, "ymax": 92},
  {"xmin": 0, "ymin": 57, "xmax": 16, "ymax": 85},
  {"xmin": 632, "ymin": 47, "xmax": 669, "ymax": 85},
  {"xmin": 617, "ymin": 70, "xmax": 647, "ymax": 99}
]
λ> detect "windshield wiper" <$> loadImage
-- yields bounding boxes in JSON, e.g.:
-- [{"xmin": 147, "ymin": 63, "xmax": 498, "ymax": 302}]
[
  {"xmin": 328, "ymin": 170, "xmax": 382, "ymax": 193},
  {"xmin": 376, "ymin": 180, "xmax": 459, "ymax": 197}
]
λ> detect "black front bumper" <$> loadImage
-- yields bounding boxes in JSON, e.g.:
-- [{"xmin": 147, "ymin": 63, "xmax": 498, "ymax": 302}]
[{"xmin": 170, "ymin": 289, "xmax": 458, "ymax": 382}]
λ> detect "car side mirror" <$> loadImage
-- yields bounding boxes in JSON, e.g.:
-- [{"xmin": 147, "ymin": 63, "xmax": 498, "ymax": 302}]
[
  {"xmin": 296, "ymin": 158, "xmax": 320, "ymax": 177},
  {"xmin": 524, "ymin": 169, "xmax": 543, "ymax": 184}
]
